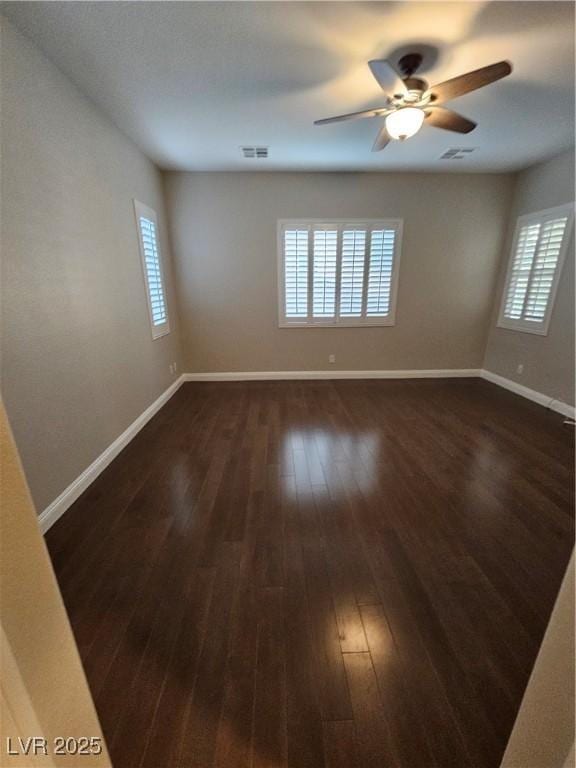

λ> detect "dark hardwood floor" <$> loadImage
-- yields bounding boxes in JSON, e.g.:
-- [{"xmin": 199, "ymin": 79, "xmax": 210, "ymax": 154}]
[{"xmin": 46, "ymin": 378, "xmax": 575, "ymax": 768}]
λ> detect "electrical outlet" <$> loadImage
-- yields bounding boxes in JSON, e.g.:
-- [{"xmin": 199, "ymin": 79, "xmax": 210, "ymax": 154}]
[
  {"xmin": 517, "ymin": 364, "xmax": 524, "ymax": 375},
  {"xmin": 329, "ymin": 354, "xmax": 336, "ymax": 364},
  {"xmin": 173, "ymin": 362, "xmax": 177, "ymax": 373}
]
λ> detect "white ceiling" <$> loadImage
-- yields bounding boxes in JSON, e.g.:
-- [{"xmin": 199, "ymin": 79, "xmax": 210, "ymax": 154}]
[{"xmin": 3, "ymin": 1, "xmax": 575, "ymax": 172}]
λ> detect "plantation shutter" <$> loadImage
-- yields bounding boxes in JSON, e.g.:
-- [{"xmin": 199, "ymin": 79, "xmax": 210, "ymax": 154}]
[
  {"xmin": 339, "ymin": 229, "xmax": 367, "ymax": 317},
  {"xmin": 134, "ymin": 200, "xmax": 170, "ymax": 339},
  {"xmin": 279, "ymin": 220, "xmax": 403, "ymax": 326},
  {"xmin": 523, "ymin": 216, "xmax": 569, "ymax": 322},
  {"xmin": 283, "ymin": 229, "xmax": 309, "ymax": 319},
  {"xmin": 499, "ymin": 204, "xmax": 573, "ymax": 334},
  {"xmin": 366, "ymin": 228, "xmax": 397, "ymax": 317},
  {"xmin": 313, "ymin": 229, "xmax": 338, "ymax": 318},
  {"xmin": 503, "ymin": 222, "xmax": 540, "ymax": 320}
]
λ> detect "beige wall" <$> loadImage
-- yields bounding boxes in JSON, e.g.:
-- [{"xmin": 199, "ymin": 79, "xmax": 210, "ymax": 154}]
[
  {"xmin": 483, "ymin": 149, "xmax": 575, "ymax": 406},
  {"xmin": 1, "ymin": 402, "xmax": 111, "ymax": 766},
  {"xmin": 0, "ymin": 18, "xmax": 183, "ymax": 514},
  {"xmin": 500, "ymin": 552, "xmax": 574, "ymax": 768},
  {"xmin": 165, "ymin": 171, "xmax": 514, "ymax": 373}
]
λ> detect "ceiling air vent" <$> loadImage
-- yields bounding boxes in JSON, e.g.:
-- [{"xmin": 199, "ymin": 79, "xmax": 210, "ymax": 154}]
[
  {"xmin": 241, "ymin": 146, "xmax": 269, "ymax": 159},
  {"xmin": 440, "ymin": 147, "xmax": 476, "ymax": 160}
]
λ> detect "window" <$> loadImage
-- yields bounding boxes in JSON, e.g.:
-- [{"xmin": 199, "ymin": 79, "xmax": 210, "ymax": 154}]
[
  {"xmin": 498, "ymin": 203, "xmax": 574, "ymax": 335},
  {"xmin": 278, "ymin": 219, "xmax": 403, "ymax": 326},
  {"xmin": 134, "ymin": 200, "xmax": 170, "ymax": 339}
]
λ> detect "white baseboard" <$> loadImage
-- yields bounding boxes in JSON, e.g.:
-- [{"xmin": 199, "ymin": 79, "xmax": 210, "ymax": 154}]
[
  {"xmin": 38, "ymin": 375, "xmax": 184, "ymax": 534},
  {"xmin": 182, "ymin": 369, "xmax": 481, "ymax": 382},
  {"xmin": 549, "ymin": 399, "xmax": 576, "ymax": 419},
  {"xmin": 480, "ymin": 369, "xmax": 575, "ymax": 419},
  {"xmin": 184, "ymin": 369, "xmax": 574, "ymax": 418}
]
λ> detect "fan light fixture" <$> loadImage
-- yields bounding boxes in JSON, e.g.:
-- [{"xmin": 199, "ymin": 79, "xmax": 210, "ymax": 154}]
[
  {"xmin": 314, "ymin": 54, "xmax": 512, "ymax": 151},
  {"xmin": 385, "ymin": 107, "xmax": 425, "ymax": 140}
]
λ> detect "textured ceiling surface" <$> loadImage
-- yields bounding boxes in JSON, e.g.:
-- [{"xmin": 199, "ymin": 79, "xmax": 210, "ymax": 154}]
[{"xmin": 3, "ymin": 1, "xmax": 575, "ymax": 171}]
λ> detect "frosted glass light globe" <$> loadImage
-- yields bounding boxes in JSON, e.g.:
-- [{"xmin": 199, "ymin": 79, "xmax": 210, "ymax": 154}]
[{"xmin": 385, "ymin": 107, "xmax": 425, "ymax": 140}]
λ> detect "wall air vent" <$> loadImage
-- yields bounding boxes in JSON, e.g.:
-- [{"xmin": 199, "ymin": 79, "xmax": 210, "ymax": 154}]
[
  {"xmin": 440, "ymin": 147, "xmax": 476, "ymax": 160},
  {"xmin": 241, "ymin": 146, "xmax": 269, "ymax": 159}
]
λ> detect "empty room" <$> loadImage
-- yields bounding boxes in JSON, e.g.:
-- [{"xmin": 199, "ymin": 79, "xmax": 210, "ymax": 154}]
[{"xmin": 1, "ymin": 2, "xmax": 574, "ymax": 767}]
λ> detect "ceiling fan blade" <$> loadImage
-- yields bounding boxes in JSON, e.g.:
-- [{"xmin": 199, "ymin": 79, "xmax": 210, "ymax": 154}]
[
  {"xmin": 372, "ymin": 124, "xmax": 391, "ymax": 152},
  {"xmin": 314, "ymin": 106, "xmax": 391, "ymax": 125},
  {"xmin": 368, "ymin": 60, "xmax": 407, "ymax": 96},
  {"xmin": 429, "ymin": 60, "xmax": 512, "ymax": 104},
  {"xmin": 425, "ymin": 106, "xmax": 477, "ymax": 133}
]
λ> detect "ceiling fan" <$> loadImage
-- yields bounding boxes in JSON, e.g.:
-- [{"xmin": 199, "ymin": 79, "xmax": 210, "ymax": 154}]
[{"xmin": 314, "ymin": 53, "xmax": 512, "ymax": 151}]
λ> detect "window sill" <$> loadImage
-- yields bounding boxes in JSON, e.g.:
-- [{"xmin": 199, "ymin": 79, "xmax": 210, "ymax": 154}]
[
  {"xmin": 151, "ymin": 327, "xmax": 171, "ymax": 340},
  {"xmin": 279, "ymin": 320, "xmax": 396, "ymax": 329},
  {"xmin": 496, "ymin": 321, "xmax": 549, "ymax": 337}
]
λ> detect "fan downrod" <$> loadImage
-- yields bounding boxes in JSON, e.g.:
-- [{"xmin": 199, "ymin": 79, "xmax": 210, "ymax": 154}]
[{"xmin": 398, "ymin": 53, "xmax": 423, "ymax": 77}]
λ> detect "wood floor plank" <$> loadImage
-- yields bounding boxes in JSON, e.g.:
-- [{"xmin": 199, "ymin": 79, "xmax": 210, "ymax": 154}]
[
  {"xmin": 252, "ymin": 587, "xmax": 287, "ymax": 768},
  {"xmin": 360, "ymin": 602, "xmax": 439, "ymax": 768},
  {"xmin": 312, "ymin": 485, "xmax": 369, "ymax": 654},
  {"xmin": 283, "ymin": 477, "xmax": 327, "ymax": 768},
  {"xmin": 109, "ymin": 566, "xmax": 213, "ymax": 768},
  {"xmin": 44, "ymin": 379, "xmax": 574, "ymax": 768},
  {"xmin": 322, "ymin": 721, "xmax": 358, "ymax": 768},
  {"xmin": 213, "ymin": 493, "xmax": 260, "ymax": 768},
  {"xmin": 176, "ymin": 542, "xmax": 242, "ymax": 768},
  {"xmin": 343, "ymin": 652, "xmax": 399, "ymax": 768},
  {"xmin": 299, "ymin": 526, "xmax": 354, "ymax": 722},
  {"xmin": 140, "ymin": 567, "xmax": 216, "ymax": 768}
]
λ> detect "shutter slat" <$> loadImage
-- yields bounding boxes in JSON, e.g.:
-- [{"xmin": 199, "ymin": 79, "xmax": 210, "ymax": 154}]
[{"xmin": 139, "ymin": 214, "xmax": 168, "ymax": 326}]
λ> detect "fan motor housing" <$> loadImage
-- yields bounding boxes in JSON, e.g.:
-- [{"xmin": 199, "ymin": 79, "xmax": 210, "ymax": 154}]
[{"xmin": 403, "ymin": 77, "xmax": 427, "ymax": 93}]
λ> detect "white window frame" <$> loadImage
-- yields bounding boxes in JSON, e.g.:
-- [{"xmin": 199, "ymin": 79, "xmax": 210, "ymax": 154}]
[
  {"xmin": 134, "ymin": 200, "xmax": 170, "ymax": 340},
  {"xmin": 277, "ymin": 218, "xmax": 403, "ymax": 328},
  {"xmin": 497, "ymin": 203, "xmax": 574, "ymax": 336}
]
